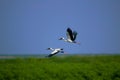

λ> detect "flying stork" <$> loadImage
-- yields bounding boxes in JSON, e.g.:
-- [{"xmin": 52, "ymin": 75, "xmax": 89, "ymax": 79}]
[
  {"xmin": 46, "ymin": 48, "xmax": 64, "ymax": 57},
  {"xmin": 59, "ymin": 28, "xmax": 80, "ymax": 44}
]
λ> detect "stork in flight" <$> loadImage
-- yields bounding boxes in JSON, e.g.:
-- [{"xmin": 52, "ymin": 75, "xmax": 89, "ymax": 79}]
[
  {"xmin": 46, "ymin": 48, "xmax": 64, "ymax": 57},
  {"xmin": 59, "ymin": 28, "xmax": 80, "ymax": 44}
]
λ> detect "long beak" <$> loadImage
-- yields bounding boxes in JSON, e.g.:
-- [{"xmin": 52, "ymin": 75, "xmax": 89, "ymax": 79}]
[
  {"xmin": 59, "ymin": 38, "xmax": 62, "ymax": 40},
  {"xmin": 63, "ymin": 52, "xmax": 68, "ymax": 54},
  {"xmin": 46, "ymin": 48, "xmax": 50, "ymax": 50}
]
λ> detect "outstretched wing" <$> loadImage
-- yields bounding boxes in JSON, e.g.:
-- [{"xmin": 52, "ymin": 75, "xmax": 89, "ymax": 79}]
[
  {"xmin": 66, "ymin": 28, "xmax": 74, "ymax": 41},
  {"xmin": 73, "ymin": 31, "xmax": 78, "ymax": 41},
  {"xmin": 47, "ymin": 54, "xmax": 54, "ymax": 57},
  {"xmin": 47, "ymin": 50, "xmax": 59, "ymax": 57}
]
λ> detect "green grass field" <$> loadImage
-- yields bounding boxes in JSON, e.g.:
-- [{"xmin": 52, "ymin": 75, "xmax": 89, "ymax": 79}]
[{"xmin": 0, "ymin": 55, "xmax": 120, "ymax": 80}]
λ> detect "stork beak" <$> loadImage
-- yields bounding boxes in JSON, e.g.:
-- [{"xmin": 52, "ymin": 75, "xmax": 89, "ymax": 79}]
[
  {"xmin": 59, "ymin": 37, "xmax": 64, "ymax": 40},
  {"xmin": 46, "ymin": 48, "xmax": 50, "ymax": 50}
]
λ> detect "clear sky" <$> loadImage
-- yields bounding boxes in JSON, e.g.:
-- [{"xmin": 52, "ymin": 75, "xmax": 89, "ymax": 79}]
[{"xmin": 0, "ymin": 0, "xmax": 120, "ymax": 54}]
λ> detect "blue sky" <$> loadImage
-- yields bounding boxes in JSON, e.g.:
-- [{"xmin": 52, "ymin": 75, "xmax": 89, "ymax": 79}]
[{"xmin": 0, "ymin": 0, "xmax": 120, "ymax": 54}]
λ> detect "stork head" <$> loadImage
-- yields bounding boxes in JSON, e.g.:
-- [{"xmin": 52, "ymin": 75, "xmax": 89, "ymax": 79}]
[
  {"xmin": 59, "ymin": 37, "xmax": 64, "ymax": 40},
  {"xmin": 46, "ymin": 48, "xmax": 52, "ymax": 50}
]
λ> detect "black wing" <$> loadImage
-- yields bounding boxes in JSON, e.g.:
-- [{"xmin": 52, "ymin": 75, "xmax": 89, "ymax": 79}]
[
  {"xmin": 73, "ymin": 31, "xmax": 78, "ymax": 41},
  {"xmin": 47, "ymin": 54, "xmax": 55, "ymax": 57},
  {"xmin": 47, "ymin": 51, "xmax": 59, "ymax": 57},
  {"xmin": 67, "ymin": 28, "xmax": 74, "ymax": 41}
]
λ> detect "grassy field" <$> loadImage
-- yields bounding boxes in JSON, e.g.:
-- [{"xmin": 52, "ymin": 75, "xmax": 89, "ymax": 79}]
[{"xmin": 0, "ymin": 55, "xmax": 120, "ymax": 80}]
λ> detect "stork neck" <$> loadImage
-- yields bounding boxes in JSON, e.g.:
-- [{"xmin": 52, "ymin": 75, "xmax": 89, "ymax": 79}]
[
  {"xmin": 62, "ymin": 38, "xmax": 68, "ymax": 42},
  {"xmin": 50, "ymin": 48, "xmax": 54, "ymax": 51}
]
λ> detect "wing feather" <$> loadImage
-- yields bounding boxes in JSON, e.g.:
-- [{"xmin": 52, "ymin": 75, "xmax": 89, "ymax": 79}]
[
  {"xmin": 51, "ymin": 50, "xmax": 59, "ymax": 54},
  {"xmin": 66, "ymin": 28, "xmax": 74, "ymax": 41},
  {"xmin": 73, "ymin": 31, "xmax": 78, "ymax": 41}
]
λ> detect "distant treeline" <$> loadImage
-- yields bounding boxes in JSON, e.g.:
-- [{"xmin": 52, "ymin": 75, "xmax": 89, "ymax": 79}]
[{"xmin": 0, "ymin": 55, "xmax": 120, "ymax": 80}]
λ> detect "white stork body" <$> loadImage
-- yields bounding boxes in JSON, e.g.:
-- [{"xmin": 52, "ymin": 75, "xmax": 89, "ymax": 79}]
[
  {"xmin": 59, "ymin": 28, "xmax": 80, "ymax": 44},
  {"xmin": 46, "ymin": 48, "xmax": 64, "ymax": 57}
]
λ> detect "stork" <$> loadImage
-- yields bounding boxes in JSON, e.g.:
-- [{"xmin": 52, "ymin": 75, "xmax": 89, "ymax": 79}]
[
  {"xmin": 46, "ymin": 48, "xmax": 64, "ymax": 57},
  {"xmin": 59, "ymin": 28, "xmax": 80, "ymax": 44}
]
